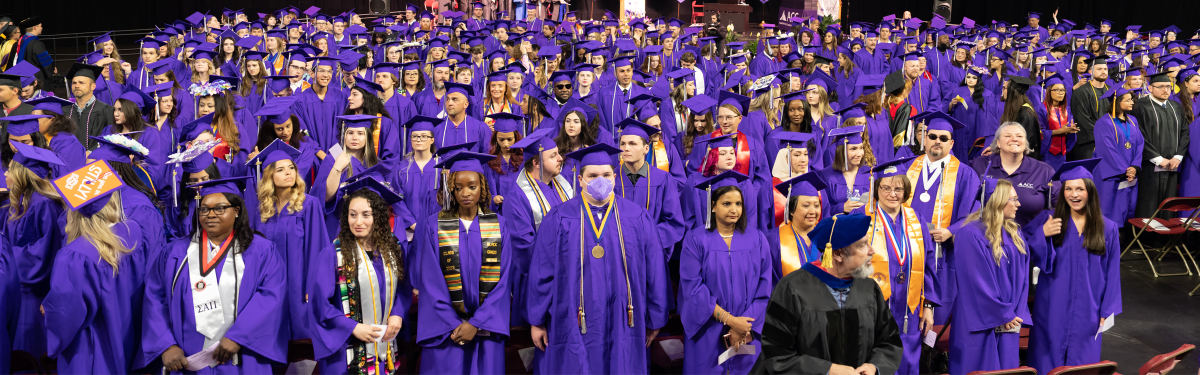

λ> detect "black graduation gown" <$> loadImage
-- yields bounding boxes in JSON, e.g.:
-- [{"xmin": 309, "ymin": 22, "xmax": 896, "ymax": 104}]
[
  {"xmin": 1015, "ymin": 105, "xmax": 1041, "ymax": 161},
  {"xmin": 1068, "ymin": 83, "xmax": 1110, "ymax": 160},
  {"xmin": 64, "ymin": 100, "xmax": 115, "ymax": 149},
  {"xmin": 1132, "ymin": 96, "xmax": 1190, "ymax": 218},
  {"xmin": 750, "ymin": 264, "xmax": 903, "ymax": 374}
]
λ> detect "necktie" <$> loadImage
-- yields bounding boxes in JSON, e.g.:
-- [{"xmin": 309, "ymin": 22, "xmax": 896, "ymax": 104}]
[{"xmin": 628, "ymin": 172, "xmax": 641, "ymax": 186}]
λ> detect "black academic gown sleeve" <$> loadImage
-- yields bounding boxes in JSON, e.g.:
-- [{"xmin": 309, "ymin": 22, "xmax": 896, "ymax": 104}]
[
  {"xmin": 1017, "ymin": 106, "xmax": 1041, "ymax": 160},
  {"xmin": 750, "ymin": 270, "xmax": 903, "ymax": 375}
]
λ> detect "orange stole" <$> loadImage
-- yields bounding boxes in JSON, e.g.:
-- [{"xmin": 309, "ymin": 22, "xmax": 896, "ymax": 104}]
[
  {"xmin": 372, "ymin": 113, "xmax": 383, "ymax": 157},
  {"xmin": 651, "ymin": 141, "xmax": 670, "ymax": 172},
  {"xmin": 865, "ymin": 206, "xmax": 926, "ymax": 314},
  {"xmin": 778, "ymin": 224, "xmax": 810, "ymax": 277},
  {"xmin": 710, "ymin": 130, "xmax": 751, "ymax": 175},
  {"xmin": 904, "ymin": 155, "xmax": 960, "ymax": 229}
]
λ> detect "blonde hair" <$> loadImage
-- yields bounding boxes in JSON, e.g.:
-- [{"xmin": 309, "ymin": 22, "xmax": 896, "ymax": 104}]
[
  {"xmin": 66, "ymin": 191, "xmax": 133, "ymax": 274},
  {"xmin": 257, "ymin": 160, "xmax": 308, "ymax": 222},
  {"xmin": 808, "ymin": 85, "xmax": 835, "ymax": 116},
  {"xmin": 965, "ymin": 180, "xmax": 1027, "ymax": 264},
  {"xmin": 191, "ymin": 58, "xmax": 213, "ymax": 83},
  {"xmin": 7, "ymin": 162, "xmax": 64, "ymax": 220},
  {"xmin": 749, "ymin": 87, "xmax": 781, "ymax": 129}
]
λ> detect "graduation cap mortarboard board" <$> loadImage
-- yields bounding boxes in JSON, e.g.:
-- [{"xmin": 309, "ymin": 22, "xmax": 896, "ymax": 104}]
[
  {"xmin": 187, "ymin": 176, "xmax": 255, "ymax": 198},
  {"xmin": 1147, "ymin": 71, "xmax": 1173, "ymax": 84},
  {"xmin": 694, "ymin": 170, "xmax": 750, "ymax": 193},
  {"xmin": 776, "ymin": 171, "xmax": 827, "ymax": 198},
  {"xmin": 445, "ymin": 82, "xmax": 474, "ymax": 98},
  {"xmin": 247, "ymin": 139, "xmax": 303, "ymax": 170},
  {"xmin": 487, "ymin": 113, "xmax": 525, "ymax": 134},
  {"xmin": 180, "ymin": 113, "xmax": 216, "ymax": 143},
  {"xmin": 89, "ymin": 134, "xmax": 151, "ymax": 163},
  {"xmin": 834, "ymin": 102, "xmax": 867, "ymax": 119},
  {"xmin": 118, "ymin": 86, "xmax": 155, "ymax": 114},
  {"xmin": 66, "ymin": 63, "xmax": 103, "ymax": 82},
  {"xmin": 264, "ymin": 75, "xmax": 295, "ymax": 94},
  {"xmin": 1051, "ymin": 158, "xmax": 1102, "ymax": 181},
  {"xmin": 829, "ymin": 125, "xmax": 866, "ymax": 145},
  {"xmin": 717, "ymin": 91, "xmax": 751, "ymax": 115},
  {"xmin": 1007, "ymin": 75, "xmax": 1036, "ymax": 88},
  {"xmin": 560, "ymin": 98, "xmax": 599, "ymax": 124},
  {"xmin": 510, "ymin": 128, "xmax": 558, "ymax": 158},
  {"xmin": 917, "ymin": 111, "xmax": 965, "ymax": 133},
  {"xmin": 872, "ymin": 156, "xmax": 918, "ymax": 179},
  {"xmin": 337, "ymin": 114, "xmax": 382, "ymax": 129},
  {"xmin": 682, "ymin": 94, "xmax": 717, "ymax": 115},
  {"xmin": 434, "ymin": 151, "xmax": 496, "ymax": 175},
  {"xmin": 548, "ymin": 70, "xmax": 576, "ymax": 84},
  {"xmin": 883, "ymin": 71, "xmax": 907, "ymax": 94},
  {"xmin": 52, "ymin": 160, "xmax": 125, "ymax": 217},
  {"xmin": 402, "ymin": 115, "xmax": 443, "ymax": 134},
  {"xmin": 255, "ymin": 96, "xmax": 299, "ymax": 124},
  {"xmin": 353, "ymin": 79, "xmax": 384, "ymax": 95},
  {"xmin": 25, "ymin": 96, "xmax": 71, "ymax": 116},
  {"xmin": 772, "ymin": 130, "xmax": 815, "ymax": 149},
  {"xmin": 4, "ymin": 114, "xmax": 50, "ymax": 137},
  {"xmin": 146, "ymin": 59, "xmax": 175, "ymax": 76},
  {"xmin": 564, "ymin": 143, "xmax": 621, "ymax": 169},
  {"xmin": 806, "ymin": 70, "xmax": 836, "ymax": 92},
  {"xmin": 616, "ymin": 118, "xmax": 660, "ymax": 141}
]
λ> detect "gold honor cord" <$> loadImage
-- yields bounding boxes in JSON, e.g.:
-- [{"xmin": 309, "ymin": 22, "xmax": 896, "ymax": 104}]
[
  {"xmin": 358, "ymin": 243, "xmax": 395, "ymax": 374},
  {"xmin": 578, "ymin": 196, "xmax": 636, "ymax": 334}
]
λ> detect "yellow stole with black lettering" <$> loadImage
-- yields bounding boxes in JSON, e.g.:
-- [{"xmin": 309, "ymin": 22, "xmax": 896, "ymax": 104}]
[
  {"xmin": 904, "ymin": 155, "xmax": 960, "ymax": 229},
  {"xmin": 865, "ymin": 205, "xmax": 925, "ymax": 314}
]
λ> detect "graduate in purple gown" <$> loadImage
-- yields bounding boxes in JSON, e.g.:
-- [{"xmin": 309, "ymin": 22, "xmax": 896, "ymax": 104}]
[
  {"xmin": 128, "ymin": 38, "xmax": 166, "ymax": 90},
  {"xmin": 857, "ymin": 157, "xmax": 937, "ymax": 375},
  {"xmin": 292, "ymin": 56, "xmax": 349, "ymax": 150},
  {"xmin": 1036, "ymin": 74, "xmax": 1079, "ymax": 170},
  {"xmin": 615, "ymin": 119, "xmax": 687, "ymax": 258},
  {"xmin": 313, "ymin": 114, "xmax": 415, "ymax": 239},
  {"xmin": 526, "ymin": 144, "xmax": 669, "ymax": 374},
  {"xmin": 43, "ymin": 163, "xmax": 146, "ymax": 373},
  {"xmin": 1092, "ymin": 87, "xmax": 1144, "ymax": 225},
  {"xmin": 483, "ymin": 113, "xmax": 526, "ymax": 213},
  {"xmin": 435, "ymin": 82, "xmax": 494, "ymax": 153},
  {"xmin": 412, "ymin": 59, "xmax": 454, "ymax": 118},
  {"xmin": 344, "ymin": 79, "xmax": 404, "ymax": 173},
  {"xmin": 396, "ymin": 115, "xmax": 447, "ymax": 226},
  {"xmin": 5, "ymin": 139, "xmax": 67, "ymax": 356},
  {"xmin": 244, "ymin": 140, "xmax": 329, "ymax": 342},
  {"xmin": 26, "ymin": 96, "xmax": 87, "ymax": 175},
  {"xmin": 137, "ymin": 177, "xmax": 287, "ymax": 374},
  {"xmin": 414, "ymin": 151, "xmax": 512, "ymax": 374},
  {"xmin": 948, "ymin": 179, "xmax": 1031, "ymax": 374},
  {"xmin": 503, "ymin": 128, "xmax": 575, "ymax": 327},
  {"xmin": 1174, "ymin": 67, "xmax": 1200, "ymax": 209},
  {"xmin": 818, "ymin": 126, "xmax": 874, "ymax": 216},
  {"xmin": 252, "ymin": 97, "xmax": 322, "ymax": 186},
  {"xmin": 310, "ymin": 177, "xmax": 412, "ymax": 375},
  {"xmin": 595, "ymin": 56, "xmax": 650, "ymax": 136},
  {"xmin": 0, "ymin": 236, "xmax": 15, "ymax": 373},
  {"xmin": 1027, "ymin": 159, "xmax": 1123, "ymax": 374},
  {"xmin": 684, "ymin": 136, "xmax": 761, "ymax": 233},
  {"xmin": 679, "ymin": 171, "xmax": 772, "ymax": 375},
  {"xmin": 86, "ymin": 134, "xmax": 170, "ymax": 269}
]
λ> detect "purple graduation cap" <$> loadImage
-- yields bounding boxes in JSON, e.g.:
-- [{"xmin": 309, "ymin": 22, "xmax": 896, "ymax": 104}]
[
  {"xmin": 564, "ymin": 143, "xmax": 621, "ymax": 179},
  {"xmin": 510, "ymin": 128, "xmax": 558, "ymax": 159},
  {"xmin": 681, "ymin": 94, "xmax": 717, "ymax": 116},
  {"xmin": 247, "ymin": 139, "xmax": 302, "ymax": 178},
  {"xmin": 118, "ymin": 86, "xmax": 155, "ymax": 114},
  {"xmin": 25, "ymin": 96, "xmax": 71, "ymax": 116},
  {"xmin": 828, "ymin": 125, "xmax": 866, "ymax": 165},
  {"xmin": 774, "ymin": 171, "xmax": 827, "ymax": 209},
  {"xmin": 340, "ymin": 175, "xmax": 404, "ymax": 205},
  {"xmin": 616, "ymin": 118, "xmax": 660, "ymax": 142},
  {"xmin": 434, "ymin": 151, "xmax": 497, "ymax": 175},
  {"xmin": 265, "ymin": 75, "xmax": 295, "ymax": 94},
  {"xmin": 4, "ymin": 114, "xmax": 51, "ymax": 138},
  {"xmin": 871, "ymin": 156, "xmax": 917, "ymax": 180},
  {"xmin": 11, "ymin": 139, "xmax": 63, "ymax": 179},
  {"xmin": 180, "ymin": 113, "xmax": 216, "ymax": 143},
  {"xmin": 444, "ymin": 82, "xmax": 474, "ymax": 98},
  {"xmin": 834, "ymin": 102, "xmax": 867, "ymax": 120},
  {"xmin": 255, "ymin": 96, "xmax": 299, "ymax": 124},
  {"xmin": 487, "ymin": 113, "xmax": 525, "ymax": 134},
  {"xmin": 1051, "ymin": 158, "xmax": 1101, "ymax": 182},
  {"xmin": 917, "ymin": 111, "xmax": 966, "ymax": 133}
]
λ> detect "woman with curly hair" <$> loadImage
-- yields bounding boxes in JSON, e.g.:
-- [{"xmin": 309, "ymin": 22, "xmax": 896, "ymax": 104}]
[
  {"xmin": 139, "ymin": 176, "xmax": 287, "ymax": 374},
  {"xmin": 246, "ymin": 142, "xmax": 328, "ymax": 342},
  {"xmin": 311, "ymin": 178, "xmax": 412, "ymax": 375},
  {"xmin": 415, "ymin": 151, "xmax": 511, "ymax": 374}
]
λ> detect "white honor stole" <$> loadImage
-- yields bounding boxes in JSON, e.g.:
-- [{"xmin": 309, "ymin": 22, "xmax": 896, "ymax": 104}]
[{"xmin": 186, "ymin": 239, "xmax": 245, "ymax": 351}]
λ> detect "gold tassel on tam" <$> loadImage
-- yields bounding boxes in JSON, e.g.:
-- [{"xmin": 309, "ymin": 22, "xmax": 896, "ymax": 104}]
[{"xmin": 822, "ymin": 215, "xmax": 838, "ymax": 269}]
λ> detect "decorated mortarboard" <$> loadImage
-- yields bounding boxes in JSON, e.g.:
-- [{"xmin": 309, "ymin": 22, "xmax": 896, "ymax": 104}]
[
  {"xmin": 776, "ymin": 171, "xmax": 827, "ymax": 200},
  {"xmin": 52, "ymin": 160, "xmax": 125, "ymax": 217},
  {"xmin": 1051, "ymin": 158, "xmax": 1101, "ymax": 181},
  {"xmin": 26, "ymin": 96, "xmax": 72, "ymax": 116},
  {"xmin": 871, "ymin": 156, "xmax": 918, "ymax": 178},
  {"xmin": 88, "ymin": 133, "xmax": 151, "ymax": 164},
  {"xmin": 3, "ymin": 114, "xmax": 51, "ymax": 137},
  {"xmin": 186, "ymin": 176, "xmax": 255, "ymax": 198},
  {"xmin": 337, "ymin": 114, "xmax": 382, "ymax": 129}
]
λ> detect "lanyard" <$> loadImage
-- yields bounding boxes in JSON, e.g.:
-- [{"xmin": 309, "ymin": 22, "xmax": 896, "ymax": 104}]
[
  {"xmin": 877, "ymin": 203, "xmax": 910, "ymax": 268},
  {"xmin": 1114, "ymin": 116, "xmax": 1132, "ymax": 143}
]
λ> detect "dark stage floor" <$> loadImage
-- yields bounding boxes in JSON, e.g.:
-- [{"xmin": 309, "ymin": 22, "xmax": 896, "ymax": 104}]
[{"xmin": 1100, "ymin": 249, "xmax": 1200, "ymax": 374}]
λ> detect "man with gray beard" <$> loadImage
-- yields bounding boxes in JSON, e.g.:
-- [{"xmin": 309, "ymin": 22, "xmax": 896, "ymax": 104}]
[{"xmin": 751, "ymin": 213, "xmax": 903, "ymax": 375}]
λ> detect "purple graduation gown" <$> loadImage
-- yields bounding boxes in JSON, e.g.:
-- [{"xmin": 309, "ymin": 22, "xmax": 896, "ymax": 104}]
[
  {"xmin": 616, "ymin": 165, "xmax": 686, "ymax": 258},
  {"xmin": 0, "ymin": 236, "xmax": 15, "ymax": 373},
  {"xmin": 1093, "ymin": 114, "xmax": 1144, "ymax": 225},
  {"xmin": 310, "ymin": 156, "xmax": 416, "ymax": 240},
  {"xmin": 1026, "ymin": 212, "xmax": 1122, "ymax": 375},
  {"xmin": 948, "ymin": 221, "xmax": 1031, "ymax": 374},
  {"xmin": 292, "ymin": 87, "xmax": 349, "ymax": 150},
  {"xmin": 398, "ymin": 157, "xmax": 444, "ymax": 228},
  {"xmin": 8, "ymin": 193, "xmax": 66, "ymax": 355},
  {"xmin": 309, "ymin": 243, "xmax": 414, "ymax": 373},
  {"xmin": 412, "ymin": 89, "xmax": 448, "ymax": 118},
  {"xmin": 47, "ymin": 133, "xmax": 86, "ymax": 176},
  {"xmin": 594, "ymin": 83, "xmax": 650, "ymax": 136},
  {"xmin": 484, "ymin": 157, "xmax": 521, "ymax": 213},
  {"xmin": 970, "ymin": 154, "xmax": 1054, "ymax": 227},
  {"xmin": 44, "ymin": 222, "xmax": 146, "ymax": 373},
  {"xmin": 870, "ymin": 209, "xmax": 937, "ymax": 375},
  {"xmin": 247, "ymin": 195, "xmax": 329, "ymax": 341},
  {"xmin": 1176, "ymin": 95, "xmax": 1200, "ymax": 209},
  {"xmin": 435, "ymin": 117, "xmax": 494, "ymax": 154},
  {"xmin": 525, "ymin": 197, "xmax": 669, "ymax": 374},
  {"xmin": 678, "ymin": 230, "xmax": 772, "ymax": 375},
  {"xmin": 136, "ymin": 235, "xmax": 288, "ymax": 373},
  {"xmin": 502, "ymin": 172, "xmax": 573, "ymax": 327},
  {"xmin": 413, "ymin": 213, "xmax": 511, "ymax": 374},
  {"xmin": 817, "ymin": 166, "xmax": 872, "ymax": 215},
  {"xmin": 121, "ymin": 187, "xmax": 168, "ymax": 266}
]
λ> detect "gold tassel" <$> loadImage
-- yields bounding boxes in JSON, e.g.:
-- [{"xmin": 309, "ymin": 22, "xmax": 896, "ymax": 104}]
[{"xmin": 821, "ymin": 216, "xmax": 837, "ymax": 269}]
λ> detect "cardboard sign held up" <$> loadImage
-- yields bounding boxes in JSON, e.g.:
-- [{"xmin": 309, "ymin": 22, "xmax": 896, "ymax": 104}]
[{"xmin": 53, "ymin": 160, "xmax": 125, "ymax": 211}]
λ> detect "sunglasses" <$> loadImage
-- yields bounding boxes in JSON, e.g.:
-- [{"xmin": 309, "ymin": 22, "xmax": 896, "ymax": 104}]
[
  {"xmin": 555, "ymin": 84, "xmax": 572, "ymax": 89},
  {"xmin": 927, "ymin": 134, "xmax": 952, "ymax": 142}
]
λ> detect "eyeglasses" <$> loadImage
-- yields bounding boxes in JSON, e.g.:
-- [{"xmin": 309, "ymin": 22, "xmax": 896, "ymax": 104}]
[
  {"xmin": 555, "ymin": 84, "xmax": 572, "ymax": 89},
  {"xmin": 716, "ymin": 115, "xmax": 741, "ymax": 121},
  {"xmin": 1049, "ymin": 88, "xmax": 1066, "ymax": 92},
  {"xmin": 198, "ymin": 205, "xmax": 235, "ymax": 215},
  {"xmin": 1151, "ymin": 84, "xmax": 1172, "ymax": 90},
  {"xmin": 927, "ymin": 134, "xmax": 952, "ymax": 142},
  {"xmin": 878, "ymin": 186, "xmax": 905, "ymax": 196},
  {"xmin": 412, "ymin": 135, "xmax": 433, "ymax": 141}
]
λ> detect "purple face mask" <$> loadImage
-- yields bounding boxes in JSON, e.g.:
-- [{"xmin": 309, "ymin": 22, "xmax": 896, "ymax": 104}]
[{"xmin": 585, "ymin": 175, "xmax": 615, "ymax": 199}]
